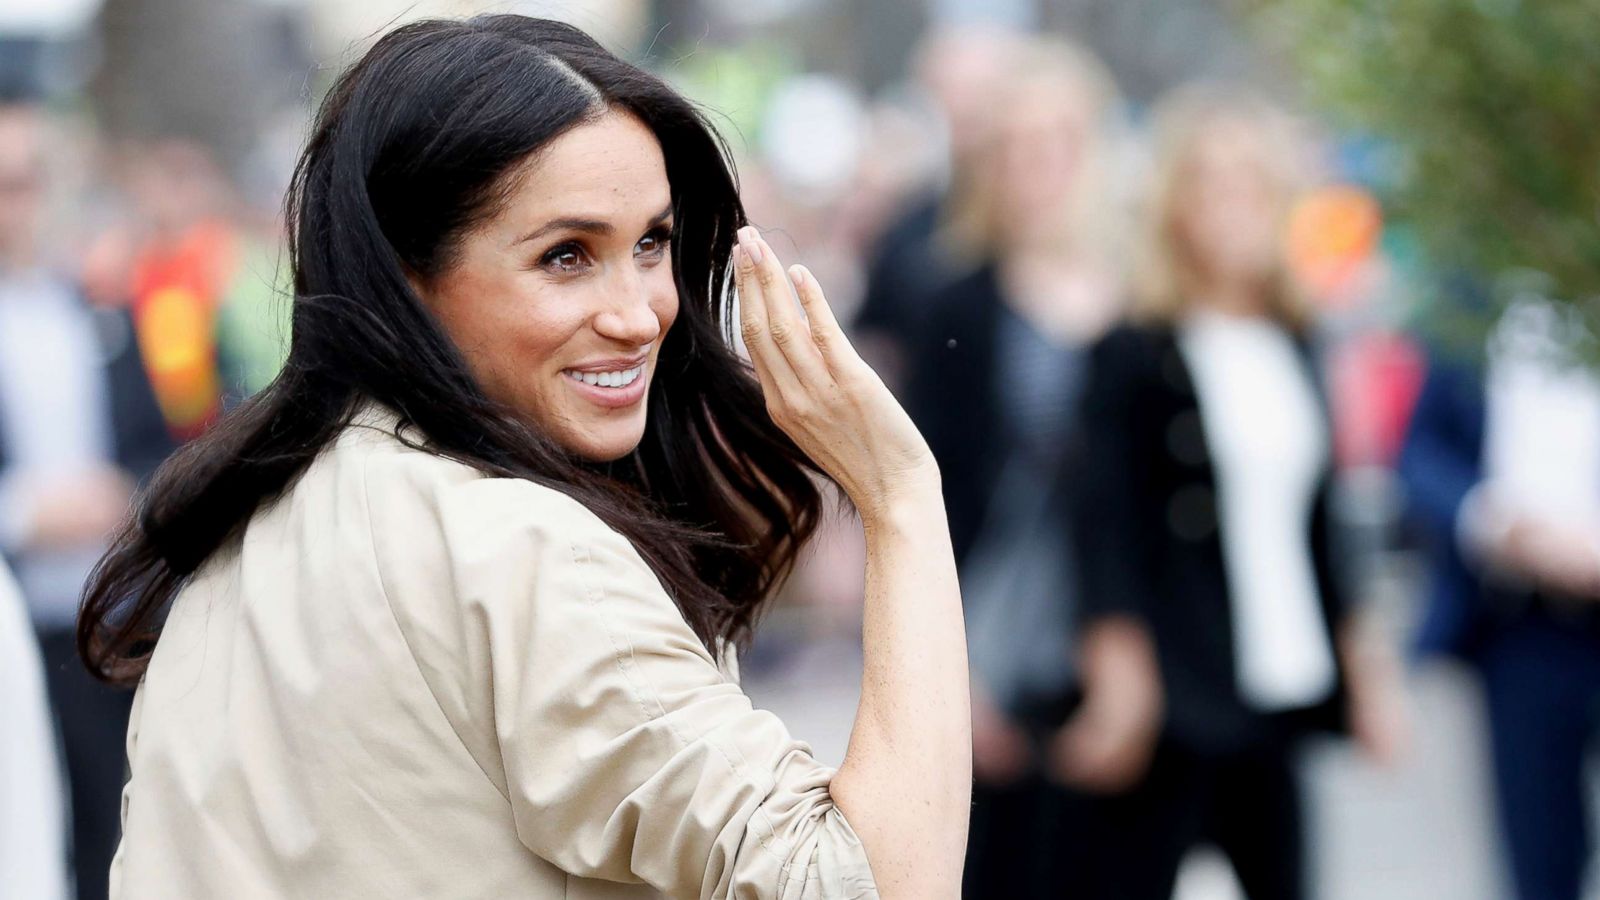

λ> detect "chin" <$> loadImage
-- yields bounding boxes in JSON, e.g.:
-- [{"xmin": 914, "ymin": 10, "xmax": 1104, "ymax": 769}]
[{"xmin": 566, "ymin": 418, "xmax": 648, "ymax": 462}]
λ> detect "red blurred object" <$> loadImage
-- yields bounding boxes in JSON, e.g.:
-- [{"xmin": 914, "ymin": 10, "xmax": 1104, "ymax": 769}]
[
  {"xmin": 128, "ymin": 219, "xmax": 239, "ymax": 441},
  {"xmin": 1328, "ymin": 329, "xmax": 1426, "ymax": 469}
]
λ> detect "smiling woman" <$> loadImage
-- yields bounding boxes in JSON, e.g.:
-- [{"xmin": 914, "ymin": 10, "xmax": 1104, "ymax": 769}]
[{"xmin": 76, "ymin": 14, "xmax": 969, "ymax": 900}]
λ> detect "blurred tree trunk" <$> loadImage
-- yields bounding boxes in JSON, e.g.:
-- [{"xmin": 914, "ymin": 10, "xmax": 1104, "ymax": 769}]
[
  {"xmin": 89, "ymin": 0, "xmax": 299, "ymax": 171},
  {"xmin": 1039, "ymin": 0, "xmax": 1261, "ymax": 104}
]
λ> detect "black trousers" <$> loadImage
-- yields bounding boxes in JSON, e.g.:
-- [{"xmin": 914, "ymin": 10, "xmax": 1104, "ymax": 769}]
[
  {"xmin": 1090, "ymin": 738, "xmax": 1306, "ymax": 900},
  {"xmin": 963, "ymin": 773, "xmax": 1108, "ymax": 900},
  {"xmin": 963, "ymin": 694, "xmax": 1109, "ymax": 900},
  {"xmin": 35, "ymin": 625, "xmax": 133, "ymax": 900},
  {"xmin": 1480, "ymin": 614, "xmax": 1600, "ymax": 900}
]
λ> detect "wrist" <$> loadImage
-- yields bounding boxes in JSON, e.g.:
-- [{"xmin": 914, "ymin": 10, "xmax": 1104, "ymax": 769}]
[{"xmin": 857, "ymin": 465, "xmax": 943, "ymax": 532}]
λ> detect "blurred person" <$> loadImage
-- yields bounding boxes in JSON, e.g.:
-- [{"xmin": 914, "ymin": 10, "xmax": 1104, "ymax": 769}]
[
  {"xmin": 81, "ymin": 17, "xmax": 970, "ymax": 898},
  {"xmin": 118, "ymin": 139, "xmax": 240, "ymax": 436},
  {"xmin": 0, "ymin": 555, "xmax": 70, "ymax": 900},
  {"xmin": 91, "ymin": 136, "xmax": 291, "ymax": 408},
  {"xmin": 851, "ymin": 22, "xmax": 1024, "ymax": 387},
  {"xmin": 0, "ymin": 99, "xmax": 172, "ymax": 900},
  {"xmin": 906, "ymin": 38, "xmax": 1127, "ymax": 898},
  {"xmin": 1066, "ymin": 86, "xmax": 1404, "ymax": 900},
  {"xmin": 1400, "ymin": 296, "xmax": 1600, "ymax": 900}
]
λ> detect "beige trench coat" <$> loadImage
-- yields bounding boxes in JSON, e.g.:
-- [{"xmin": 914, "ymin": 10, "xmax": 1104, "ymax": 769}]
[{"xmin": 109, "ymin": 405, "xmax": 878, "ymax": 899}]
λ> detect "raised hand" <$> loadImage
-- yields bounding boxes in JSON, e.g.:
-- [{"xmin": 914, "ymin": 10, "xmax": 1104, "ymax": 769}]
[{"xmin": 732, "ymin": 226, "xmax": 937, "ymax": 522}]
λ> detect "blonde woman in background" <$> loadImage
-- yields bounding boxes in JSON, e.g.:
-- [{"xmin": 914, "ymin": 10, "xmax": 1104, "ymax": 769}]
[
  {"xmin": 904, "ymin": 38, "xmax": 1131, "ymax": 898},
  {"xmin": 1066, "ymin": 86, "xmax": 1404, "ymax": 900}
]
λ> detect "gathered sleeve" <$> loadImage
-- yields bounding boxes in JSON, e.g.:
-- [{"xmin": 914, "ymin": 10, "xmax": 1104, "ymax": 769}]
[{"xmin": 364, "ymin": 460, "xmax": 878, "ymax": 900}]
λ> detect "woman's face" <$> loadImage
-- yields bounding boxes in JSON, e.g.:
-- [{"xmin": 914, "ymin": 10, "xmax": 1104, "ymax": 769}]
[
  {"xmin": 1173, "ymin": 119, "xmax": 1284, "ymax": 295},
  {"xmin": 994, "ymin": 84, "xmax": 1093, "ymax": 239},
  {"xmin": 418, "ymin": 110, "xmax": 679, "ymax": 462}
]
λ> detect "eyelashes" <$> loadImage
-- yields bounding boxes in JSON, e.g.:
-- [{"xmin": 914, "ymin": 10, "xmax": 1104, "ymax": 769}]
[
  {"xmin": 536, "ymin": 225, "xmax": 673, "ymax": 276},
  {"xmin": 540, "ymin": 242, "xmax": 587, "ymax": 273},
  {"xmin": 634, "ymin": 226, "xmax": 671, "ymax": 261}
]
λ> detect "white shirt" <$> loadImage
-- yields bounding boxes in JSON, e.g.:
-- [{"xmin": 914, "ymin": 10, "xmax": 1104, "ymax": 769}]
[
  {"xmin": 0, "ymin": 559, "xmax": 70, "ymax": 900},
  {"xmin": 1179, "ymin": 311, "xmax": 1338, "ymax": 712}
]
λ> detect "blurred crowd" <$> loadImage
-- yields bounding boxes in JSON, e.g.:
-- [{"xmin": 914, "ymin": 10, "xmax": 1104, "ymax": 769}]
[{"xmin": 3, "ymin": 5, "xmax": 1599, "ymax": 900}]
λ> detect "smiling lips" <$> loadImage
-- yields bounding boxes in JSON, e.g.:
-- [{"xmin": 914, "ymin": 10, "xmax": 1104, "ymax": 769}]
[
  {"xmin": 561, "ymin": 357, "xmax": 650, "ymax": 409},
  {"xmin": 562, "ymin": 363, "xmax": 645, "ymax": 388}
]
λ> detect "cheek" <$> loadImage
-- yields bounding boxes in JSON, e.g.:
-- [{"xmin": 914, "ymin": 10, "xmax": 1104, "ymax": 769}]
[
  {"xmin": 652, "ymin": 270, "xmax": 681, "ymax": 334},
  {"xmin": 509, "ymin": 291, "xmax": 593, "ymax": 390},
  {"xmin": 436, "ymin": 274, "xmax": 580, "ymax": 389}
]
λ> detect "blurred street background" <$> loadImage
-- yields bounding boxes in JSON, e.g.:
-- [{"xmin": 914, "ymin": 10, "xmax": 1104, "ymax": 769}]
[{"xmin": 2, "ymin": 1, "xmax": 1598, "ymax": 899}]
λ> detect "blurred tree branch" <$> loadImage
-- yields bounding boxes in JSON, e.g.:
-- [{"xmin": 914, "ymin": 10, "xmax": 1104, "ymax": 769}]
[
  {"xmin": 91, "ymin": 0, "xmax": 309, "ymax": 172},
  {"xmin": 1236, "ymin": 0, "xmax": 1600, "ymax": 325}
]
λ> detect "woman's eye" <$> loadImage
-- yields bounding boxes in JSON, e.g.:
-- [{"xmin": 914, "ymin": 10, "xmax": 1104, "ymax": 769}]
[
  {"xmin": 635, "ymin": 229, "xmax": 672, "ymax": 262},
  {"xmin": 540, "ymin": 243, "xmax": 589, "ymax": 273}
]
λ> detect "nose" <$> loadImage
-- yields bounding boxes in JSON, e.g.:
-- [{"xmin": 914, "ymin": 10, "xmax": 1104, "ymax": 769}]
[{"xmin": 593, "ymin": 266, "xmax": 663, "ymax": 346}]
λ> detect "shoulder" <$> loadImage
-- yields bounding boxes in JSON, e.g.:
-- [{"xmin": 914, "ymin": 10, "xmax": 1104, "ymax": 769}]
[
  {"xmin": 327, "ymin": 405, "xmax": 700, "ymax": 658},
  {"xmin": 925, "ymin": 264, "xmax": 999, "ymax": 320},
  {"xmin": 1092, "ymin": 320, "xmax": 1168, "ymax": 358},
  {"xmin": 1087, "ymin": 321, "xmax": 1175, "ymax": 383},
  {"xmin": 914, "ymin": 265, "xmax": 1002, "ymax": 367},
  {"xmin": 327, "ymin": 404, "xmax": 632, "ymax": 573}
]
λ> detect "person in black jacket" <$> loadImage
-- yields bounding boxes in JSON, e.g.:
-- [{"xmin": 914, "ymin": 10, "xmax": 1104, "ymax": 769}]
[
  {"xmin": 906, "ymin": 39, "xmax": 1130, "ymax": 899},
  {"xmin": 852, "ymin": 25, "xmax": 1023, "ymax": 391},
  {"xmin": 1065, "ymin": 86, "xmax": 1404, "ymax": 900}
]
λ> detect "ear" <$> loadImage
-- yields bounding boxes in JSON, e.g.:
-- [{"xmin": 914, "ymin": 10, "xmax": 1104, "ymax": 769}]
[{"xmin": 402, "ymin": 264, "xmax": 432, "ymax": 308}]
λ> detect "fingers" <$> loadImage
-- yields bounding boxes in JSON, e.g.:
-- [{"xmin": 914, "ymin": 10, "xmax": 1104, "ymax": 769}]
[
  {"xmin": 788, "ymin": 262, "xmax": 860, "ymax": 373},
  {"xmin": 734, "ymin": 237, "xmax": 777, "ymax": 375},
  {"xmin": 737, "ymin": 228, "xmax": 829, "ymax": 383}
]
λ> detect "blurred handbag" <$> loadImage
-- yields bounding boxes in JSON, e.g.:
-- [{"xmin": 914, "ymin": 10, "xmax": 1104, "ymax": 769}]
[{"xmin": 959, "ymin": 452, "xmax": 1079, "ymax": 724}]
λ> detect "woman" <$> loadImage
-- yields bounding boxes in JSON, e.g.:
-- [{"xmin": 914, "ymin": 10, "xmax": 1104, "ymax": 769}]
[
  {"xmin": 1069, "ymin": 86, "xmax": 1400, "ymax": 900},
  {"xmin": 905, "ymin": 39, "xmax": 1129, "ymax": 898},
  {"xmin": 79, "ymin": 16, "xmax": 969, "ymax": 899}
]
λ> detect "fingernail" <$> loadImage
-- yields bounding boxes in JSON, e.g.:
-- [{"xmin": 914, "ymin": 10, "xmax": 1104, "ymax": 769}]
[
  {"xmin": 738, "ymin": 227, "xmax": 763, "ymax": 264},
  {"xmin": 789, "ymin": 266, "xmax": 804, "ymax": 289}
]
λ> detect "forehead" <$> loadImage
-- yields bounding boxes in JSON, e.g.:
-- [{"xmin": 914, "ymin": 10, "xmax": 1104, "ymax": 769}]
[
  {"xmin": 497, "ymin": 110, "xmax": 670, "ymax": 232},
  {"xmin": 1002, "ymin": 83, "xmax": 1092, "ymax": 135},
  {"xmin": 1189, "ymin": 118, "xmax": 1275, "ymax": 169}
]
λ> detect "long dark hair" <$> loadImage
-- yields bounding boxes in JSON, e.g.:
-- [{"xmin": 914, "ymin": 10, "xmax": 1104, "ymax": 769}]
[{"xmin": 79, "ymin": 15, "xmax": 825, "ymax": 685}]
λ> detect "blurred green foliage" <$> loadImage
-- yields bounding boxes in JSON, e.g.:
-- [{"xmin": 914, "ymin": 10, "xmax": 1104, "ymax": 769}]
[{"xmin": 1242, "ymin": 0, "xmax": 1600, "ymax": 333}]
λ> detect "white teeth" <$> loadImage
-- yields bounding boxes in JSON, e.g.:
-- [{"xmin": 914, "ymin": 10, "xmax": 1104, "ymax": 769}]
[{"xmin": 565, "ymin": 364, "xmax": 645, "ymax": 389}]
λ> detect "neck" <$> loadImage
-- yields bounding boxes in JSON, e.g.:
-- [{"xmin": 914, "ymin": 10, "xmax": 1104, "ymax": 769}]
[
  {"xmin": 1190, "ymin": 277, "xmax": 1269, "ymax": 320},
  {"xmin": 999, "ymin": 253, "xmax": 1119, "ymax": 342}
]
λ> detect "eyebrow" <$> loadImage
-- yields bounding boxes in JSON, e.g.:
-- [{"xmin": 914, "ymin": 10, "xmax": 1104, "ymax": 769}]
[{"xmin": 513, "ymin": 202, "xmax": 674, "ymax": 246}]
